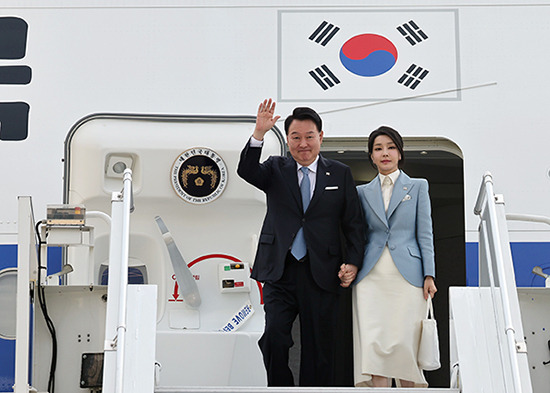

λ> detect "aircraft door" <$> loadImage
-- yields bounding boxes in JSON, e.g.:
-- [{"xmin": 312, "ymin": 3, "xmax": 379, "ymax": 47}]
[{"xmin": 61, "ymin": 114, "xmax": 286, "ymax": 387}]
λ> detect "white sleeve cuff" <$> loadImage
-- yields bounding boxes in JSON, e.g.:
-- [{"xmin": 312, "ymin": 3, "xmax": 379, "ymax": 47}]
[{"xmin": 249, "ymin": 136, "xmax": 264, "ymax": 147}]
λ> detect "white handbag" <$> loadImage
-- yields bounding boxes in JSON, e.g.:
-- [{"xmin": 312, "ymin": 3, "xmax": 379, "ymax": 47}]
[{"xmin": 417, "ymin": 296, "xmax": 441, "ymax": 371}]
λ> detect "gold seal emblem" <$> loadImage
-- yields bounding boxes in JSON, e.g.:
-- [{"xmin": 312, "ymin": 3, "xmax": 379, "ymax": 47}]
[
  {"xmin": 171, "ymin": 148, "xmax": 227, "ymax": 204},
  {"xmin": 194, "ymin": 177, "xmax": 205, "ymax": 187}
]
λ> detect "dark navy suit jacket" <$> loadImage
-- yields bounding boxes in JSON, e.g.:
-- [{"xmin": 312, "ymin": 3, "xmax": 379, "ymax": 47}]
[{"xmin": 237, "ymin": 140, "xmax": 364, "ymax": 292}]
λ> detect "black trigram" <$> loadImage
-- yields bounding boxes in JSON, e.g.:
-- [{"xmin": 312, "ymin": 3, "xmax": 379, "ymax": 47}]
[
  {"xmin": 309, "ymin": 65, "xmax": 340, "ymax": 90},
  {"xmin": 397, "ymin": 20, "xmax": 428, "ymax": 46},
  {"xmin": 397, "ymin": 64, "xmax": 429, "ymax": 90},
  {"xmin": 309, "ymin": 21, "xmax": 340, "ymax": 46}
]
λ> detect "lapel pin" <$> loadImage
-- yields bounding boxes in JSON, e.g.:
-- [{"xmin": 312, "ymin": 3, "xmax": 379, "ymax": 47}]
[
  {"xmin": 403, "ymin": 187, "xmax": 408, "ymax": 190},
  {"xmin": 326, "ymin": 172, "xmax": 330, "ymax": 176}
]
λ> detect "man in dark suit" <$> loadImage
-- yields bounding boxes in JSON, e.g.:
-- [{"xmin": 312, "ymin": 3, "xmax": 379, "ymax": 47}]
[{"xmin": 237, "ymin": 99, "xmax": 364, "ymax": 386}]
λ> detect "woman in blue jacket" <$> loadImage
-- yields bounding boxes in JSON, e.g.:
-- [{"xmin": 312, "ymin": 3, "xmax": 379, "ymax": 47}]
[{"xmin": 347, "ymin": 126, "xmax": 437, "ymax": 387}]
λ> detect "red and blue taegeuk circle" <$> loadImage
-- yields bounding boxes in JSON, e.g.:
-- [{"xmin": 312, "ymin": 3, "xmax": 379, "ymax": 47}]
[{"xmin": 339, "ymin": 34, "xmax": 398, "ymax": 77}]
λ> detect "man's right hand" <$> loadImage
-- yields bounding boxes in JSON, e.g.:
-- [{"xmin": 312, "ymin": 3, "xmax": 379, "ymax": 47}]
[{"xmin": 253, "ymin": 98, "xmax": 281, "ymax": 141}]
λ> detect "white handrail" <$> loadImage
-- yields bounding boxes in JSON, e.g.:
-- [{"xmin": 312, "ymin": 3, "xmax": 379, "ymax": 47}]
[
  {"xmin": 506, "ymin": 214, "xmax": 550, "ymax": 226},
  {"xmin": 86, "ymin": 210, "xmax": 112, "ymax": 226},
  {"xmin": 474, "ymin": 172, "xmax": 526, "ymax": 393},
  {"xmin": 14, "ymin": 196, "xmax": 35, "ymax": 393},
  {"xmin": 483, "ymin": 176, "xmax": 523, "ymax": 393},
  {"xmin": 473, "ymin": 172, "xmax": 490, "ymax": 216},
  {"xmin": 114, "ymin": 169, "xmax": 134, "ymax": 393},
  {"xmin": 102, "ymin": 170, "xmax": 134, "ymax": 393}
]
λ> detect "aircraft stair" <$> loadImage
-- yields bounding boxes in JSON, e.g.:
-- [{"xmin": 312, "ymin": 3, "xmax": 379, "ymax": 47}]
[
  {"xmin": 155, "ymin": 388, "xmax": 458, "ymax": 393},
  {"xmin": 449, "ymin": 172, "xmax": 541, "ymax": 393}
]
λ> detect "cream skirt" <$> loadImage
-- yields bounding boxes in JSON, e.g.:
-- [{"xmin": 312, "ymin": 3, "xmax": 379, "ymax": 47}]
[{"xmin": 352, "ymin": 246, "xmax": 427, "ymax": 387}]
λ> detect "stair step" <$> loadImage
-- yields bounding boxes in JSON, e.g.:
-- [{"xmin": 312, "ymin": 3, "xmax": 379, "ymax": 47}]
[{"xmin": 156, "ymin": 387, "xmax": 459, "ymax": 393}]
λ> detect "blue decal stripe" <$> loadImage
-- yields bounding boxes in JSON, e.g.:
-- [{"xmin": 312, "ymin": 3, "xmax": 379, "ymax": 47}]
[
  {"xmin": 465, "ymin": 242, "xmax": 550, "ymax": 287},
  {"xmin": 0, "ymin": 244, "xmax": 62, "ymax": 390}
]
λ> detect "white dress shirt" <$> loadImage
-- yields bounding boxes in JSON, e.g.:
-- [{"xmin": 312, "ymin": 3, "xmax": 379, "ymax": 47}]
[
  {"xmin": 296, "ymin": 158, "xmax": 318, "ymax": 199},
  {"xmin": 379, "ymin": 169, "xmax": 400, "ymax": 212}
]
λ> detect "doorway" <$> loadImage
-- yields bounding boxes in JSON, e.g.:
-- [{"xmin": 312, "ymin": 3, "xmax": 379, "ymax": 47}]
[{"xmin": 323, "ymin": 136, "xmax": 466, "ymax": 388}]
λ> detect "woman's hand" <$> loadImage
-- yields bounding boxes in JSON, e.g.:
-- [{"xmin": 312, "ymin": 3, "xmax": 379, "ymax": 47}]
[
  {"xmin": 338, "ymin": 263, "xmax": 358, "ymax": 288},
  {"xmin": 423, "ymin": 276, "xmax": 437, "ymax": 300}
]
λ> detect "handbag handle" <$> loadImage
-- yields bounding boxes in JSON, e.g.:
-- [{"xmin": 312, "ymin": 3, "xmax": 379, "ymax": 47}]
[{"xmin": 425, "ymin": 296, "xmax": 435, "ymax": 319}]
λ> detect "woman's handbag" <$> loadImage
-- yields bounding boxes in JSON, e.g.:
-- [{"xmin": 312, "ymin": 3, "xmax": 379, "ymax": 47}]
[{"xmin": 418, "ymin": 296, "xmax": 441, "ymax": 371}]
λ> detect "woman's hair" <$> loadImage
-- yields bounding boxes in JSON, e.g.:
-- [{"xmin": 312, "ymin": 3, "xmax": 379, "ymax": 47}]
[{"xmin": 367, "ymin": 126, "xmax": 405, "ymax": 168}]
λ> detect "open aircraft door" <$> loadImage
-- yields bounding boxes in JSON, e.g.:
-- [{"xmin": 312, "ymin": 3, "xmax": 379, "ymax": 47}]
[{"xmin": 32, "ymin": 114, "xmax": 285, "ymax": 391}]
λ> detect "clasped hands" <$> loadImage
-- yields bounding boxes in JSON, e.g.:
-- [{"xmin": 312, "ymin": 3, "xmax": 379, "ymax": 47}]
[{"xmin": 338, "ymin": 263, "xmax": 358, "ymax": 288}]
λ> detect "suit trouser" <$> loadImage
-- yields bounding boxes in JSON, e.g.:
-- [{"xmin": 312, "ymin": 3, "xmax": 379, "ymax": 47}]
[{"xmin": 259, "ymin": 253, "xmax": 339, "ymax": 386}]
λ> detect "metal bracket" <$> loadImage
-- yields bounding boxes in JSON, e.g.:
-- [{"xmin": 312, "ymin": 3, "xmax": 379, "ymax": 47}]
[
  {"xmin": 111, "ymin": 191, "xmax": 123, "ymax": 202},
  {"xmin": 104, "ymin": 334, "xmax": 118, "ymax": 350},
  {"xmin": 80, "ymin": 352, "xmax": 104, "ymax": 388},
  {"xmin": 516, "ymin": 340, "xmax": 528, "ymax": 353}
]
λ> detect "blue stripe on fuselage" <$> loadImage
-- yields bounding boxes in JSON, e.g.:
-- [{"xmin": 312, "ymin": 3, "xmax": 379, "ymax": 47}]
[
  {"xmin": 466, "ymin": 242, "xmax": 550, "ymax": 287},
  {"xmin": 0, "ymin": 244, "xmax": 61, "ymax": 391}
]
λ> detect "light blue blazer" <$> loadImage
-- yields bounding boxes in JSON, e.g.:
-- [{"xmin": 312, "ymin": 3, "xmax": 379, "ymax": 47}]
[{"xmin": 355, "ymin": 171, "xmax": 435, "ymax": 287}]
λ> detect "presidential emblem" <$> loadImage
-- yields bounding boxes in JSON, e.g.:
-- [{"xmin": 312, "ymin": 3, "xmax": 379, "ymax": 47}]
[{"xmin": 171, "ymin": 148, "xmax": 227, "ymax": 204}]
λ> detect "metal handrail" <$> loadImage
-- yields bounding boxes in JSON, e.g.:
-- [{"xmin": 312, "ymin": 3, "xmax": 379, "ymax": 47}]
[
  {"xmin": 474, "ymin": 171, "xmax": 492, "ymax": 215},
  {"xmin": 506, "ymin": 214, "xmax": 550, "ymax": 226},
  {"xmin": 14, "ymin": 197, "xmax": 36, "ymax": 393},
  {"xmin": 474, "ymin": 172, "xmax": 524, "ymax": 393},
  {"xmin": 114, "ymin": 169, "xmax": 134, "ymax": 393}
]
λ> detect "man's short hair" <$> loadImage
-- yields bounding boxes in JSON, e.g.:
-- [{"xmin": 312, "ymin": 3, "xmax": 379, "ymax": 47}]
[{"xmin": 284, "ymin": 107, "xmax": 322, "ymax": 135}]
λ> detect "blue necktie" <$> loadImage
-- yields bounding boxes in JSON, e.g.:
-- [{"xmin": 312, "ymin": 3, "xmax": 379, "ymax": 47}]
[{"xmin": 291, "ymin": 167, "xmax": 310, "ymax": 260}]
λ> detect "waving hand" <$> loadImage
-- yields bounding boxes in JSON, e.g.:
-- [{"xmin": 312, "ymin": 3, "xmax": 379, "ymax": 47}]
[{"xmin": 253, "ymin": 98, "xmax": 281, "ymax": 141}]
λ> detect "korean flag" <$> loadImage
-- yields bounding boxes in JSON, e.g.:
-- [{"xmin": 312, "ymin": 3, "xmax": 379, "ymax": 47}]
[{"xmin": 278, "ymin": 9, "xmax": 460, "ymax": 102}]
